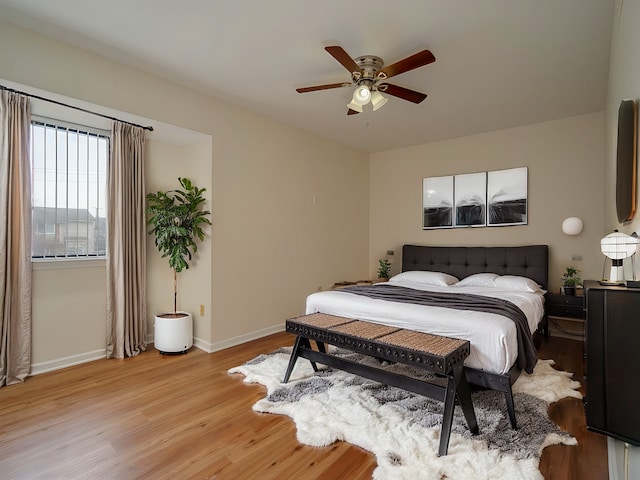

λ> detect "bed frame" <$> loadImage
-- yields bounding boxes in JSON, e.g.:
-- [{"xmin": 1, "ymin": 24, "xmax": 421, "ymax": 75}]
[{"xmin": 401, "ymin": 244, "xmax": 549, "ymax": 428}]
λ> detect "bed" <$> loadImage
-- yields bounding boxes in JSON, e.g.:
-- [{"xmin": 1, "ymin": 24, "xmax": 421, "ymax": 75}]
[{"xmin": 305, "ymin": 244, "xmax": 549, "ymax": 428}]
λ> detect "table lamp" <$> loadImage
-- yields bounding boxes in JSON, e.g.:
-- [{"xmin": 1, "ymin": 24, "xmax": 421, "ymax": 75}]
[{"xmin": 600, "ymin": 230, "xmax": 638, "ymax": 285}]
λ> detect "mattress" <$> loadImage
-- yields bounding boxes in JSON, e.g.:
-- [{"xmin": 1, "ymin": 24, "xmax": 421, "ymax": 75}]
[{"xmin": 305, "ymin": 280, "xmax": 544, "ymax": 375}]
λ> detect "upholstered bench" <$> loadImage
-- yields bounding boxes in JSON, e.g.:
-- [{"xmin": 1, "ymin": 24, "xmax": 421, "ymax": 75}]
[{"xmin": 283, "ymin": 313, "xmax": 479, "ymax": 456}]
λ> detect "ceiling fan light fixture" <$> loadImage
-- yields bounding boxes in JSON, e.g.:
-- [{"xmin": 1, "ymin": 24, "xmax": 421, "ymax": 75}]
[
  {"xmin": 371, "ymin": 91, "xmax": 388, "ymax": 111},
  {"xmin": 347, "ymin": 99, "xmax": 363, "ymax": 113},
  {"xmin": 352, "ymin": 85, "xmax": 371, "ymax": 105},
  {"xmin": 298, "ymin": 46, "xmax": 434, "ymax": 115}
]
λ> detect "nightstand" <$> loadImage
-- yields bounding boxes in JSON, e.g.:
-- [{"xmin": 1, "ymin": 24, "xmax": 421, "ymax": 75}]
[
  {"xmin": 545, "ymin": 292, "xmax": 585, "ymax": 338},
  {"xmin": 331, "ymin": 280, "xmax": 372, "ymax": 290}
]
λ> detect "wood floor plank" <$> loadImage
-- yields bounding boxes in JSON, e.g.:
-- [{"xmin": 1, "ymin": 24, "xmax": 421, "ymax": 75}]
[{"xmin": 0, "ymin": 332, "xmax": 607, "ymax": 479}]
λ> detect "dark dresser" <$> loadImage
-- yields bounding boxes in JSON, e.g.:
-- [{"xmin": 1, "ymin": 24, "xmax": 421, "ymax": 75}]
[{"xmin": 584, "ymin": 280, "xmax": 640, "ymax": 446}]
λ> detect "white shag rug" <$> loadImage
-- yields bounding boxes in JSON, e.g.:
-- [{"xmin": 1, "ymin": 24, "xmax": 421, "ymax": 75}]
[{"xmin": 229, "ymin": 348, "xmax": 582, "ymax": 480}]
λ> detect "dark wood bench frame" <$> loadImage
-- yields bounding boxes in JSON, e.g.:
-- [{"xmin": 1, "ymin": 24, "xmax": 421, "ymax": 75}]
[{"xmin": 283, "ymin": 313, "xmax": 479, "ymax": 456}]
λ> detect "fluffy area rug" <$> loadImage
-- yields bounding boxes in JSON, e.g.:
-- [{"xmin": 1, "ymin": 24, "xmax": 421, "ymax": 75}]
[{"xmin": 229, "ymin": 347, "xmax": 582, "ymax": 480}]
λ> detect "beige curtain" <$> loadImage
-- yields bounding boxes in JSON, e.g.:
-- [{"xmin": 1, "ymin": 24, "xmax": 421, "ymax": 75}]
[
  {"xmin": 0, "ymin": 91, "xmax": 32, "ymax": 387},
  {"xmin": 106, "ymin": 121, "xmax": 147, "ymax": 358}
]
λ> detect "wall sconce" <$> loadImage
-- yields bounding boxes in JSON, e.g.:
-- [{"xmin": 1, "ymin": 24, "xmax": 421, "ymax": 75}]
[
  {"xmin": 600, "ymin": 230, "xmax": 638, "ymax": 284},
  {"xmin": 562, "ymin": 217, "xmax": 583, "ymax": 235}
]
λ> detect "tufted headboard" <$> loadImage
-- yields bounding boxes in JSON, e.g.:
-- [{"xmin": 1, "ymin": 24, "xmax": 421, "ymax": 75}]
[{"xmin": 401, "ymin": 244, "xmax": 549, "ymax": 290}]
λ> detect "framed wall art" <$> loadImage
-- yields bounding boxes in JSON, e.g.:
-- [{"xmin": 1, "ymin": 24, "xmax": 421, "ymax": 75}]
[
  {"xmin": 487, "ymin": 167, "xmax": 528, "ymax": 226},
  {"xmin": 422, "ymin": 166, "xmax": 528, "ymax": 230},
  {"xmin": 422, "ymin": 175, "xmax": 453, "ymax": 229},
  {"xmin": 454, "ymin": 172, "xmax": 486, "ymax": 227}
]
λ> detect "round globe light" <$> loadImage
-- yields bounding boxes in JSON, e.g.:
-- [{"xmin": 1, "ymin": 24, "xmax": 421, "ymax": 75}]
[
  {"xmin": 561, "ymin": 217, "xmax": 583, "ymax": 236},
  {"xmin": 353, "ymin": 85, "xmax": 371, "ymax": 105}
]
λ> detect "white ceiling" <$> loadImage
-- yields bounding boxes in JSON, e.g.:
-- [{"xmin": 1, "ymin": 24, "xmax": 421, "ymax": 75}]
[{"xmin": 0, "ymin": 0, "xmax": 614, "ymax": 153}]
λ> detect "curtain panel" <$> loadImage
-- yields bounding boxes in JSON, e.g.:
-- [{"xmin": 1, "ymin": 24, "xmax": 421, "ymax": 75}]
[
  {"xmin": 106, "ymin": 121, "xmax": 147, "ymax": 358},
  {"xmin": 0, "ymin": 91, "xmax": 32, "ymax": 387}
]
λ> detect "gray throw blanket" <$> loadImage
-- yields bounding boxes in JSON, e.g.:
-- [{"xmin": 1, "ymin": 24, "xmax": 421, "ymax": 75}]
[{"xmin": 338, "ymin": 284, "xmax": 538, "ymax": 374}]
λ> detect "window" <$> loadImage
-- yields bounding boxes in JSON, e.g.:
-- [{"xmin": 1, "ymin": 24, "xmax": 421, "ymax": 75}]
[
  {"xmin": 30, "ymin": 118, "xmax": 109, "ymax": 259},
  {"xmin": 35, "ymin": 223, "xmax": 55, "ymax": 235}
]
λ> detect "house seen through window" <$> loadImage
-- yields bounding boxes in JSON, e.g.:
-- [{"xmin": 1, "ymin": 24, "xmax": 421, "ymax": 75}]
[{"xmin": 31, "ymin": 118, "xmax": 109, "ymax": 259}]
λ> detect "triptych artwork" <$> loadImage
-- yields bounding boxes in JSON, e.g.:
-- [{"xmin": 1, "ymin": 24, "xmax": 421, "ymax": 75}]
[{"xmin": 422, "ymin": 166, "xmax": 528, "ymax": 230}]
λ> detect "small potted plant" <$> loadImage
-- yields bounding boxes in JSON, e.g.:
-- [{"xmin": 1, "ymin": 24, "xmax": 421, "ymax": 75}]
[
  {"xmin": 562, "ymin": 266, "xmax": 582, "ymax": 295},
  {"xmin": 376, "ymin": 259, "xmax": 391, "ymax": 283},
  {"xmin": 146, "ymin": 177, "xmax": 211, "ymax": 353}
]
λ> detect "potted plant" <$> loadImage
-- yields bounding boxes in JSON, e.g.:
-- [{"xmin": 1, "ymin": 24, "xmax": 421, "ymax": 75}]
[
  {"xmin": 146, "ymin": 177, "xmax": 211, "ymax": 353},
  {"xmin": 562, "ymin": 266, "xmax": 582, "ymax": 295},
  {"xmin": 376, "ymin": 259, "xmax": 392, "ymax": 283}
]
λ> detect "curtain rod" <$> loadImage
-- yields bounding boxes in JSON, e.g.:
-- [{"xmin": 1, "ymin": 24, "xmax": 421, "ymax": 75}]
[{"xmin": 0, "ymin": 84, "xmax": 154, "ymax": 132}]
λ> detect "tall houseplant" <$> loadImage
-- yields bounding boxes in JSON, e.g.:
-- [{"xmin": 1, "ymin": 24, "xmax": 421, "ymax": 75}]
[{"xmin": 146, "ymin": 177, "xmax": 211, "ymax": 314}]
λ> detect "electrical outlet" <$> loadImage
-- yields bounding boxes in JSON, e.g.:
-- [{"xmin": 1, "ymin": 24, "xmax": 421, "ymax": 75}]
[{"xmin": 200, "ymin": 304, "xmax": 205, "ymax": 316}]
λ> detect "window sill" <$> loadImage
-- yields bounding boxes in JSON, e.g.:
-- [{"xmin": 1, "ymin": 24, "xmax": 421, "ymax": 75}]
[{"xmin": 32, "ymin": 258, "xmax": 106, "ymax": 270}]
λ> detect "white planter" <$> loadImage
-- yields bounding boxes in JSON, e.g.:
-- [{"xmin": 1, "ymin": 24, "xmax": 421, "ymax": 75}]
[{"xmin": 154, "ymin": 311, "xmax": 193, "ymax": 354}]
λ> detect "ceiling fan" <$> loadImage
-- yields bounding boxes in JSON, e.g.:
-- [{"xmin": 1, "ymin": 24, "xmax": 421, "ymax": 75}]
[{"xmin": 296, "ymin": 45, "xmax": 436, "ymax": 115}]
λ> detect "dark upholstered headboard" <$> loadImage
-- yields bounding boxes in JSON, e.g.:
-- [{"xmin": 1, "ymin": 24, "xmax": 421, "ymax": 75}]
[{"xmin": 401, "ymin": 244, "xmax": 549, "ymax": 290}]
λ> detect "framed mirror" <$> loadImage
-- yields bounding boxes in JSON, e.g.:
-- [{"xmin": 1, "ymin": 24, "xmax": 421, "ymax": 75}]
[{"xmin": 616, "ymin": 99, "xmax": 637, "ymax": 223}]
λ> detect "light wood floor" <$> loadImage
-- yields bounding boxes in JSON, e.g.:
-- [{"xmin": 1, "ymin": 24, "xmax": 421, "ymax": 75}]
[{"xmin": 0, "ymin": 333, "xmax": 608, "ymax": 480}]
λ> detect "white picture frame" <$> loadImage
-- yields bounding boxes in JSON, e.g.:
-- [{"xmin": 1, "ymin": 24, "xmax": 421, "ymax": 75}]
[
  {"xmin": 487, "ymin": 167, "xmax": 528, "ymax": 226},
  {"xmin": 422, "ymin": 176, "xmax": 453, "ymax": 229},
  {"xmin": 454, "ymin": 172, "xmax": 487, "ymax": 227}
]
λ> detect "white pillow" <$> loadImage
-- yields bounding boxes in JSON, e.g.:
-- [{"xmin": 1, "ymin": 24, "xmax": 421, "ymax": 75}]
[
  {"xmin": 389, "ymin": 271, "xmax": 459, "ymax": 287},
  {"xmin": 494, "ymin": 275, "xmax": 544, "ymax": 293},
  {"xmin": 454, "ymin": 273, "xmax": 499, "ymax": 287}
]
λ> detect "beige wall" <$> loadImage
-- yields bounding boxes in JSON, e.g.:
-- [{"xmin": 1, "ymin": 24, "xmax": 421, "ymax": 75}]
[
  {"xmin": 603, "ymin": 0, "xmax": 640, "ymax": 471},
  {"xmin": 0, "ymin": 12, "xmax": 618, "ymax": 370},
  {"xmin": 31, "ymin": 262, "xmax": 106, "ymax": 371},
  {"xmin": 369, "ymin": 113, "xmax": 605, "ymax": 292},
  {"xmin": 0, "ymin": 20, "xmax": 370, "ymax": 369},
  {"xmin": 605, "ymin": 0, "xmax": 640, "ymax": 236},
  {"xmin": 145, "ymin": 137, "xmax": 213, "ymax": 348}
]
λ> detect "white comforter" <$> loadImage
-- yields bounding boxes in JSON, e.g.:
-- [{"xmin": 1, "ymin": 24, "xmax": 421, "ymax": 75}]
[{"xmin": 305, "ymin": 281, "xmax": 544, "ymax": 375}]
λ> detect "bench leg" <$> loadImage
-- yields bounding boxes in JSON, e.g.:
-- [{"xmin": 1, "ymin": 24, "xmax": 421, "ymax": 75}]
[
  {"xmin": 454, "ymin": 366, "xmax": 479, "ymax": 435},
  {"xmin": 439, "ymin": 366, "xmax": 479, "ymax": 456},
  {"xmin": 283, "ymin": 336, "xmax": 320, "ymax": 383},
  {"xmin": 504, "ymin": 386, "xmax": 517, "ymax": 429},
  {"xmin": 439, "ymin": 374, "xmax": 457, "ymax": 456}
]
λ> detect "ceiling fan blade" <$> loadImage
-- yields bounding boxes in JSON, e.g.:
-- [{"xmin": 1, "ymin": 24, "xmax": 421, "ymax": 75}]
[
  {"xmin": 325, "ymin": 46, "xmax": 361, "ymax": 75},
  {"xmin": 296, "ymin": 83, "xmax": 351, "ymax": 93},
  {"xmin": 378, "ymin": 49, "xmax": 435, "ymax": 80},
  {"xmin": 347, "ymin": 108, "xmax": 360, "ymax": 115},
  {"xmin": 380, "ymin": 84, "xmax": 428, "ymax": 104}
]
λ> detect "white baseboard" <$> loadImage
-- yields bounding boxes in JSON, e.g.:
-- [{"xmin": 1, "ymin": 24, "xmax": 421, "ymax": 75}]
[
  {"xmin": 149, "ymin": 323, "xmax": 285, "ymax": 353},
  {"xmin": 31, "ymin": 324, "xmax": 285, "ymax": 375},
  {"xmin": 31, "ymin": 349, "xmax": 106, "ymax": 375},
  {"xmin": 198, "ymin": 323, "xmax": 285, "ymax": 353}
]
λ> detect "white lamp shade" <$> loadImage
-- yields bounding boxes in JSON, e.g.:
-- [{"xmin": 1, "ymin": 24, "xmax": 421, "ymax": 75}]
[
  {"xmin": 371, "ymin": 91, "xmax": 388, "ymax": 111},
  {"xmin": 347, "ymin": 99, "xmax": 363, "ymax": 113},
  {"xmin": 562, "ymin": 217, "xmax": 583, "ymax": 235},
  {"xmin": 600, "ymin": 231, "xmax": 639, "ymax": 260},
  {"xmin": 352, "ymin": 85, "xmax": 371, "ymax": 105}
]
